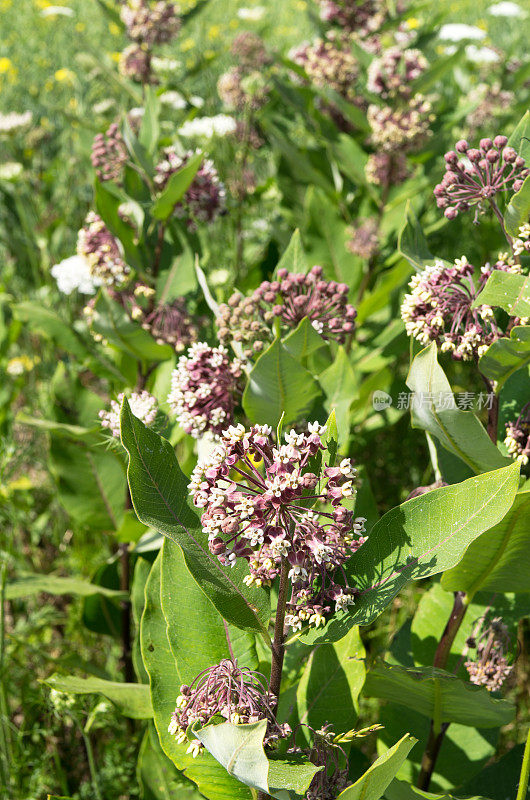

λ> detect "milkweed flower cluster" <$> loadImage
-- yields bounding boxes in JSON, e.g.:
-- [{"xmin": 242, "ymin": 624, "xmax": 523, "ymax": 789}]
[
  {"xmin": 400, "ymin": 256, "xmax": 507, "ymax": 361},
  {"xmin": 434, "ymin": 136, "xmax": 529, "ymax": 220},
  {"xmin": 504, "ymin": 403, "xmax": 530, "ymax": 465},
  {"xmin": 168, "ymin": 343, "xmax": 242, "ymax": 438},
  {"xmin": 465, "ymin": 617, "xmax": 513, "ymax": 691},
  {"xmin": 513, "ymin": 222, "xmax": 530, "ymax": 256},
  {"xmin": 120, "ymin": 0, "xmax": 180, "ymax": 46},
  {"xmin": 77, "ymin": 212, "xmax": 130, "ymax": 287},
  {"xmin": 289, "ymin": 39, "xmax": 359, "ymax": 104},
  {"xmin": 367, "ymin": 47, "xmax": 427, "ymax": 100},
  {"xmin": 297, "ymin": 725, "xmax": 350, "ymax": 800},
  {"xmin": 217, "ymin": 266, "xmax": 357, "ymax": 358},
  {"xmin": 188, "ymin": 423, "xmax": 367, "ymax": 632},
  {"xmin": 154, "ymin": 149, "xmax": 226, "ymax": 229},
  {"xmin": 365, "ymin": 151, "xmax": 408, "ymax": 187},
  {"xmin": 218, "ymin": 33, "xmax": 271, "ymax": 112},
  {"xmin": 347, "ymin": 219, "xmax": 379, "ymax": 260},
  {"xmin": 99, "ymin": 391, "xmax": 158, "ymax": 438},
  {"xmin": 367, "ymin": 97, "xmax": 433, "ymax": 153},
  {"xmin": 91, "ymin": 123, "xmax": 127, "ymax": 183},
  {"xmin": 317, "ymin": 0, "xmax": 386, "ymax": 40},
  {"xmin": 168, "ymin": 658, "xmax": 291, "ymax": 755},
  {"xmin": 118, "ymin": 44, "xmax": 154, "ymax": 84}
]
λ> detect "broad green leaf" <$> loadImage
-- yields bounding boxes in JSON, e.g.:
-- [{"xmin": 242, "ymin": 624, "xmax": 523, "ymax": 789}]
[
  {"xmin": 478, "ymin": 326, "xmax": 530, "ymax": 390},
  {"xmin": 283, "ymin": 317, "xmax": 326, "ymax": 361},
  {"xmin": 121, "ymin": 399, "xmax": 271, "ymax": 636},
  {"xmin": 132, "ymin": 558, "xmax": 152, "ymax": 684},
  {"xmin": 43, "ymin": 674, "xmax": 153, "ymax": 719},
  {"xmin": 363, "ymin": 662, "xmax": 514, "ymax": 728},
  {"xmin": 141, "ymin": 555, "xmax": 251, "ymax": 799},
  {"xmin": 152, "ymin": 153, "xmax": 203, "ymax": 220},
  {"xmin": 296, "ymin": 626, "xmax": 365, "ymax": 736},
  {"xmin": 384, "ymin": 778, "xmax": 490, "ymax": 800},
  {"xmin": 242, "ymin": 338, "xmax": 322, "ymax": 428},
  {"xmin": 507, "ymin": 110, "xmax": 530, "ymax": 162},
  {"xmin": 337, "ymin": 734, "xmax": 417, "ymax": 800},
  {"xmin": 267, "ymin": 753, "xmax": 323, "ymax": 798},
  {"xmin": 299, "ymin": 462, "xmax": 520, "ymax": 643},
  {"xmin": 5, "ymin": 573, "xmax": 126, "ymax": 601},
  {"xmin": 319, "ymin": 346, "xmax": 358, "ymax": 444},
  {"xmin": 398, "ymin": 202, "xmax": 435, "ymax": 271},
  {"xmin": 94, "ymin": 179, "xmax": 142, "ymax": 268},
  {"xmin": 139, "ymin": 88, "xmax": 160, "ymax": 154},
  {"xmin": 275, "ymin": 228, "xmax": 309, "ymax": 274},
  {"xmin": 13, "ymin": 302, "xmax": 88, "ymax": 359},
  {"xmin": 16, "ymin": 413, "xmax": 97, "ymax": 442},
  {"xmin": 442, "ymin": 491, "xmax": 530, "ymax": 595},
  {"xmin": 505, "ymin": 174, "xmax": 530, "ymax": 236},
  {"xmin": 333, "ymin": 133, "xmax": 369, "ymax": 186},
  {"xmin": 90, "ymin": 291, "xmax": 173, "ymax": 362},
  {"xmin": 138, "ymin": 723, "xmax": 205, "ymax": 800},
  {"xmin": 160, "ymin": 538, "xmax": 258, "ymax": 685},
  {"xmin": 406, "ymin": 344, "xmax": 509, "ymax": 473},
  {"xmin": 459, "ymin": 743, "xmax": 526, "ymax": 800},
  {"xmin": 473, "ymin": 270, "xmax": 530, "ymax": 318}
]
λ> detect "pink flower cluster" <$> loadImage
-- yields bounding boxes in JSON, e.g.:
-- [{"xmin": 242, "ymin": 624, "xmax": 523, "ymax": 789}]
[
  {"xmin": 168, "ymin": 343, "xmax": 242, "ymax": 439},
  {"xmin": 77, "ymin": 212, "xmax": 130, "ymax": 287},
  {"xmin": 154, "ymin": 149, "xmax": 226, "ymax": 229},
  {"xmin": 99, "ymin": 391, "xmax": 158, "ymax": 438},
  {"xmin": 367, "ymin": 96, "xmax": 433, "ymax": 154},
  {"xmin": 434, "ymin": 136, "xmax": 529, "ymax": 220},
  {"xmin": 317, "ymin": 0, "xmax": 386, "ymax": 41},
  {"xmin": 504, "ymin": 403, "xmax": 530, "ymax": 466},
  {"xmin": 118, "ymin": 44, "xmax": 153, "ymax": 84},
  {"xmin": 168, "ymin": 658, "xmax": 290, "ymax": 755},
  {"xmin": 367, "ymin": 47, "xmax": 427, "ymax": 100},
  {"xmin": 290, "ymin": 38, "xmax": 359, "ymax": 105},
  {"xmin": 189, "ymin": 423, "xmax": 367, "ymax": 633},
  {"xmin": 217, "ymin": 266, "xmax": 357, "ymax": 359},
  {"xmin": 120, "ymin": 0, "xmax": 180, "ymax": 46},
  {"xmin": 91, "ymin": 123, "xmax": 127, "ymax": 183}
]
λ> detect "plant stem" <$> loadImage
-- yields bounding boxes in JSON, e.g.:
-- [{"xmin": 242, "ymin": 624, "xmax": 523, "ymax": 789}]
[
  {"xmin": 417, "ymin": 591, "xmax": 469, "ymax": 790},
  {"xmin": 516, "ymin": 726, "xmax": 530, "ymax": 800},
  {"xmin": 480, "ymin": 375, "xmax": 499, "ymax": 444},
  {"xmin": 121, "ymin": 492, "xmax": 134, "ymax": 686}
]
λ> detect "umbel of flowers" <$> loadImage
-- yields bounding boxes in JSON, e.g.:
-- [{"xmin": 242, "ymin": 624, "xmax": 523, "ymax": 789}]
[
  {"xmin": 167, "ymin": 343, "xmax": 242, "ymax": 439},
  {"xmin": 465, "ymin": 617, "xmax": 513, "ymax": 692},
  {"xmin": 400, "ymin": 255, "xmax": 522, "ymax": 361},
  {"xmin": 99, "ymin": 391, "xmax": 158, "ymax": 438},
  {"xmin": 217, "ymin": 266, "xmax": 357, "ymax": 359},
  {"xmin": 188, "ymin": 423, "xmax": 367, "ymax": 633},
  {"xmin": 217, "ymin": 32, "xmax": 271, "ymax": 112},
  {"xmin": 154, "ymin": 149, "xmax": 226, "ymax": 229},
  {"xmin": 91, "ymin": 122, "xmax": 127, "ymax": 183},
  {"xmin": 168, "ymin": 658, "xmax": 291, "ymax": 756},
  {"xmin": 504, "ymin": 403, "xmax": 530, "ymax": 465},
  {"xmin": 118, "ymin": 0, "xmax": 181, "ymax": 83},
  {"xmin": 77, "ymin": 212, "xmax": 130, "ymax": 287}
]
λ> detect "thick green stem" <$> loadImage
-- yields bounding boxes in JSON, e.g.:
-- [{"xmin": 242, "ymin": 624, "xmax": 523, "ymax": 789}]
[{"xmin": 516, "ymin": 726, "xmax": 530, "ymax": 800}]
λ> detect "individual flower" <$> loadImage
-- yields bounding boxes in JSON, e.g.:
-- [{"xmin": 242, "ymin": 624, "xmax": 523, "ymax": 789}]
[
  {"xmin": 400, "ymin": 256, "xmax": 509, "ymax": 361},
  {"xmin": 367, "ymin": 96, "xmax": 433, "ymax": 153},
  {"xmin": 0, "ymin": 111, "xmax": 32, "ymax": 136},
  {"xmin": 167, "ymin": 343, "xmax": 242, "ymax": 438},
  {"xmin": 367, "ymin": 47, "xmax": 428, "ymax": 100},
  {"xmin": 434, "ymin": 135, "xmax": 529, "ymax": 220},
  {"xmin": 168, "ymin": 658, "xmax": 290, "ymax": 754},
  {"xmin": 188, "ymin": 423, "xmax": 367, "ymax": 632},
  {"xmin": 177, "ymin": 115, "xmax": 237, "ymax": 139},
  {"xmin": 438, "ymin": 24, "xmax": 487, "ymax": 41},
  {"xmin": 488, "ymin": 1, "xmax": 525, "ymax": 16},
  {"xmin": 504, "ymin": 403, "xmax": 530, "ymax": 465},
  {"xmin": 120, "ymin": 0, "xmax": 180, "ymax": 46},
  {"xmin": 51, "ymin": 255, "xmax": 101, "ymax": 295},
  {"xmin": 6, "ymin": 355, "xmax": 39, "ymax": 377},
  {"xmin": 99, "ymin": 391, "xmax": 158, "ymax": 438},
  {"xmin": 77, "ymin": 212, "xmax": 130, "ymax": 287},
  {"xmin": 217, "ymin": 266, "xmax": 357, "ymax": 358},
  {"xmin": 119, "ymin": 44, "xmax": 153, "ymax": 84},
  {"xmin": 365, "ymin": 151, "xmax": 408, "ymax": 187},
  {"xmin": 154, "ymin": 149, "xmax": 226, "ymax": 229},
  {"xmin": 465, "ymin": 617, "xmax": 513, "ymax": 691},
  {"xmin": 41, "ymin": 5, "xmax": 75, "ymax": 16},
  {"xmin": 91, "ymin": 122, "xmax": 127, "ymax": 183},
  {"xmin": 347, "ymin": 219, "xmax": 379, "ymax": 260},
  {"xmin": 513, "ymin": 222, "xmax": 530, "ymax": 256}
]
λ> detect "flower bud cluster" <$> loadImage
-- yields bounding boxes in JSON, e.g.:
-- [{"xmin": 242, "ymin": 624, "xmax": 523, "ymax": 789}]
[
  {"xmin": 367, "ymin": 95, "xmax": 433, "ymax": 153},
  {"xmin": 504, "ymin": 403, "xmax": 530, "ymax": 465},
  {"xmin": 367, "ymin": 47, "xmax": 427, "ymax": 100},
  {"xmin": 217, "ymin": 266, "xmax": 357, "ymax": 359},
  {"xmin": 99, "ymin": 391, "xmax": 158, "ymax": 438},
  {"xmin": 120, "ymin": 0, "xmax": 180, "ymax": 46},
  {"xmin": 77, "ymin": 212, "xmax": 130, "ymax": 287},
  {"xmin": 91, "ymin": 123, "xmax": 127, "ymax": 183},
  {"xmin": 154, "ymin": 148, "xmax": 226, "ymax": 229},
  {"xmin": 434, "ymin": 135, "xmax": 529, "ymax": 220},
  {"xmin": 168, "ymin": 343, "xmax": 242, "ymax": 439},
  {"xmin": 400, "ymin": 256, "xmax": 507, "ymax": 361},
  {"xmin": 465, "ymin": 617, "xmax": 513, "ymax": 692},
  {"xmin": 168, "ymin": 658, "xmax": 290, "ymax": 755},
  {"xmin": 188, "ymin": 423, "xmax": 367, "ymax": 633}
]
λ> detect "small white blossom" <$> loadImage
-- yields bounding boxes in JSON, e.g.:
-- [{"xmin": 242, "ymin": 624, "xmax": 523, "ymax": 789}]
[
  {"xmin": 237, "ymin": 6, "xmax": 266, "ymax": 20},
  {"xmin": 438, "ymin": 23, "xmax": 487, "ymax": 41},
  {"xmin": 178, "ymin": 114, "xmax": 236, "ymax": 139},
  {"xmin": 488, "ymin": 1, "xmax": 524, "ymax": 15},
  {"xmin": 51, "ymin": 255, "xmax": 101, "ymax": 295}
]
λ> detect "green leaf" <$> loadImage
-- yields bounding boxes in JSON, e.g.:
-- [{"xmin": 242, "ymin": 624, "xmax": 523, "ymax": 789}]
[
  {"xmin": 333, "ymin": 133, "xmax": 369, "ymax": 186},
  {"xmin": 398, "ymin": 202, "xmax": 435, "ymax": 271},
  {"xmin": 473, "ymin": 270, "xmax": 530, "ymax": 318},
  {"xmin": 319, "ymin": 346, "xmax": 358, "ymax": 444},
  {"xmin": 442, "ymin": 491, "xmax": 530, "ymax": 595},
  {"xmin": 43, "ymin": 674, "xmax": 153, "ymax": 719},
  {"xmin": 90, "ymin": 291, "xmax": 173, "ymax": 362},
  {"xmin": 121, "ymin": 399, "xmax": 271, "ymax": 636},
  {"xmin": 507, "ymin": 110, "xmax": 530, "ymax": 162},
  {"xmin": 384, "ymin": 778, "xmax": 490, "ymax": 800},
  {"xmin": 4, "ymin": 573, "xmax": 126, "ymax": 601},
  {"xmin": 152, "ymin": 152, "xmax": 203, "ymax": 220},
  {"xmin": 160, "ymin": 538, "xmax": 258, "ymax": 685},
  {"xmin": 300, "ymin": 462, "xmax": 520, "ymax": 643},
  {"xmin": 138, "ymin": 723, "xmax": 204, "ymax": 800},
  {"xmin": 242, "ymin": 338, "xmax": 322, "ymax": 428},
  {"xmin": 275, "ymin": 229, "xmax": 309, "ymax": 274},
  {"xmin": 282, "ymin": 317, "xmax": 326, "ymax": 360},
  {"xmin": 13, "ymin": 302, "xmax": 88, "ymax": 359},
  {"xmin": 478, "ymin": 326, "xmax": 530, "ymax": 390},
  {"xmin": 139, "ymin": 87, "xmax": 160, "ymax": 154},
  {"xmin": 406, "ymin": 344, "xmax": 509, "ymax": 473},
  {"xmin": 132, "ymin": 558, "xmax": 151, "ymax": 684},
  {"xmin": 94, "ymin": 179, "xmax": 142, "ymax": 269},
  {"xmin": 16, "ymin": 413, "xmax": 97, "ymax": 442},
  {"xmin": 459, "ymin": 743, "xmax": 526, "ymax": 800},
  {"xmin": 296, "ymin": 626, "xmax": 365, "ymax": 736},
  {"xmin": 363, "ymin": 662, "xmax": 514, "ymax": 728},
  {"xmin": 141, "ymin": 555, "xmax": 251, "ymax": 799},
  {"xmin": 505, "ymin": 173, "xmax": 530, "ymax": 236},
  {"xmin": 337, "ymin": 735, "xmax": 417, "ymax": 800},
  {"xmin": 267, "ymin": 753, "xmax": 323, "ymax": 799},
  {"xmin": 193, "ymin": 720, "xmax": 270, "ymax": 795}
]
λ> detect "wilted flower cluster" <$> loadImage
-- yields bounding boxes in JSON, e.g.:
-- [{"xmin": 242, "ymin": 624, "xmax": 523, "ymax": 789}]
[
  {"xmin": 217, "ymin": 266, "xmax": 357, "ymax": 358},
  {"xmin": 434, "ymin": 136, "xmax": 529, "ymax": 220},
  {"xmin": 168, "ymin": 658, "xmax": 291, "ymax": 755},
  {"xmin": 400, "ymin": 256, "xmax": 507, "ymax": 360},
  {"xmin": 120, "ymin": 0, "xmax": 180, "ymax": 46},
  {"xmin": 168, "ymin": 343, "xmax": 242, "ymax": 438},
  {"xmin": 367, "ymin": 47, "xmax": 427, "ymax": 100},
  {"xmin": 77, "ymin": 212, "xmax": 130, "ymax": 287},
  {"xmin": 99, "ymin": 391, "xmax": 158, "ymax": 438},
  {"xmin": 465, "ymin": 617, "xmax": 513, "ymax": 691},
  {"xmin": 188, "ymin": 423, "xmax": 367, "ymax": 632},
  {"xmin": 91, "ymin": 123, "xmax": 127, "ymax": 183},
  {"xmin": 154, "ymin": 148, "xmax": 226, "ymax": 229},
  {"xmin": 504, "ymin": 403, "xmax": 530, "ymax": 465}
]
